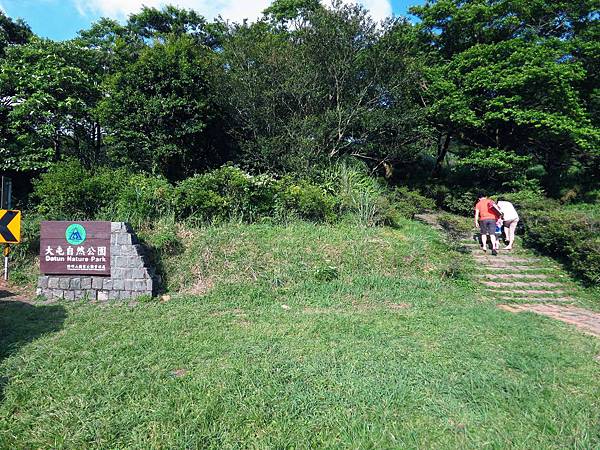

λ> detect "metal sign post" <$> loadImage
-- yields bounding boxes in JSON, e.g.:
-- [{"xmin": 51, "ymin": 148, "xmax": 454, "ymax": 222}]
[
  {"xmin": 1, "ymin": 179, "xmax": 18, "ymax": 282},
  {"xmin": 3, "ymin": 244, "xmax": 9, "ymax": 282},
  {"xmin": 1, "ymin": 177, "xmax": 12, "ymax": 209}
]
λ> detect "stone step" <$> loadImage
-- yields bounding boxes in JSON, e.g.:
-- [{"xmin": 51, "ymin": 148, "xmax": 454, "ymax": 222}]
[
  {"xmin": 497, "ymin": 304, "xmax": 600, "ymax": 338},
  {"xmin": 477, "ymin": 273, "xmax": 550, "ymax": 280},
  {"xmin": 482, "ymin": 265, "xmax": 555, "ymax": 271},
  {"xmin": 485, "ymin": 289, "xmax": 568, "ymax": 296},
  {"xmin": 497, "ymin": 296, "xmax": 574, "ymax": 302},
  {"xmin": 473, "ymin": 257, "xmax": 544, "ymax": 264},
  {"xmin": 483, "ymin": 281, "xmax": 565, "ymax": 288}
]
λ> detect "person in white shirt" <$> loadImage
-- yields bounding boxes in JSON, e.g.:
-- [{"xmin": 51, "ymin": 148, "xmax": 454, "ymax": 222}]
[{"xmin": 497, "ymin": 199, "xmax": 519, "ymax": 250}]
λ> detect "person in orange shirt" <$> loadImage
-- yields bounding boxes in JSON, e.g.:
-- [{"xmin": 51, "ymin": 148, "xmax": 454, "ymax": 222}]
[{"xmin": 474, "ymin": 195, "xmax": 502, "ymax": 255}]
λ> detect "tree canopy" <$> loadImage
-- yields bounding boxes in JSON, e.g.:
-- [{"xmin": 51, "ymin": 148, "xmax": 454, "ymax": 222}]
[{"xmin": 0, "ymin": 1, "xmax": 598, "ymax": 199}]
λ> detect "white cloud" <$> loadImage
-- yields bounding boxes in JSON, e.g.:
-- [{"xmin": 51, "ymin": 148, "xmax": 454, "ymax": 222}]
[
  {"xmin": 72, "ymin": 0, "xmax": 393, "ymax": 23},
  {"xmin": 343, "ymin": 0, "xmax": 392, "ymax": 22}
]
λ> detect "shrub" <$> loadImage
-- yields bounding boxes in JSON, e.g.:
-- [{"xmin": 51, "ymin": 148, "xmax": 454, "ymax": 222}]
[
  {"xmin": 392, "ymin": 187, "xmax": 436, "ymax": 219},
  {"xmin": 175, "ymin": 174, "xmax": 230, "ymax": 221},
  {"xmin": 321, "ymin": 161, "xmax": 399, "ymax": 226},
  {"xmin": 275, "ymin": 179, "xmax": 337, "ymax": 223},
  {"xmin": 32, "ymin": 160, "xmax": 128, "ymax": 219},
  {"xmin": 104, "ymin": 173, "xmax": 174, "ymax": 227},
  {"xmin": 174, "ymin": 166, "xmax": 277, "ymax": 222},
  {"xmin": 520, "ymin": 207, "xmax": 600, "ymax": 284},
  {"xmin": 501, "ymin": 189, "xmax": 554, "ymax": 211},
  {"xmin": 442, "ymin": 190, "xmax": 477, "ymax": 216}
]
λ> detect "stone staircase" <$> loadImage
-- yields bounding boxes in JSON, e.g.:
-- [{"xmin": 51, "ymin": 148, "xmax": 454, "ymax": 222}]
[
  {"xmin": 461, "ymin": 237, "xmax": 576, "ymax": 303},
  {"xmin": 415, "ymin": 213, "xmax": 599, "ymax": 339},
  {"xmin": 462, "ymin": 237, "xmax": 600, "ymax": 338}
]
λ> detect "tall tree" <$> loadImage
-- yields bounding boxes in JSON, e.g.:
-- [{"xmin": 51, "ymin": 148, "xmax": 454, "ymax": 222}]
[
  {"xmin": 220, "ymin": 1, "xmax": 432, "ymax": 173},
  {"xmin": 0, "ymin": 11, "xmax": 31, "ymax": 56},
  {"xmin": 411, "ymin": 0, "xmax": 600, "ymax": 192},
  {"xmin": 127, "ymin": 5, "xmax": 217, "ymax": 48},
  {"xmin": 0, "ymin": 38, "xmax": 104, "ymax": 172},
  {"xmin": 98, "ymin": 34, "xmax": 224, "ymax": 179}
]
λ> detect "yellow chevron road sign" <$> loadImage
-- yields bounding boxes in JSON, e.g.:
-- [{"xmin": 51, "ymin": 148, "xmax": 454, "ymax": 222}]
[{"xmin": 0, "ymin": 210, "xmax": 21, "ymax": 244}]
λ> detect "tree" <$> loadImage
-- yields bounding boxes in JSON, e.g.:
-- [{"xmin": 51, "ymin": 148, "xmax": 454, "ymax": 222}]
[
  {"xmin": 264, "ymin": 0, "xmax": 322, "ymax": 24},
  {"xmin": 219, "ymin": 1, "xmax": 432, "ymax": 174},
  {"xmin": 411, "ymin": 0, "xmax": 600, "ymax": 192},
  {"xmin": 0, "ymin": 11, "xmax": 31, "ymax": 56},
  {"xmin": 98, "ymin": 34, "xmax": 224, "ymax": 179},
  {"xmin": 0, "ymin": 38, "xmax": 104, "ymax": 172},
  {"xmin": 127, "ymin": 5, "xmax": 219, "ymax": 50}
]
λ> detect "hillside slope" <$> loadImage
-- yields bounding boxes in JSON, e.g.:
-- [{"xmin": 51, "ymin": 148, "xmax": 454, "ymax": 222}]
[{"xmin": 1, "ymin": 220, "xmax": 599, "ymax": 449}]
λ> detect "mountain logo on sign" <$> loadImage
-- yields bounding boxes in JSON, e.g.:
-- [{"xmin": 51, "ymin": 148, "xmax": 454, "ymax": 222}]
[
  {"xmin": 65, "ymin": 224, "xmax": 87, "ymax": 245},
  {"xmin": 70, "ymin": 229, "xmax": 82, "ymax": 241}
]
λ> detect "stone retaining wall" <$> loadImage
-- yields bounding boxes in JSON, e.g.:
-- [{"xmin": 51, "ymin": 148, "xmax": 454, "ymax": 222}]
[{"xmin": 37, "ymin": 222, "xmax": 156, "ymax": 301}]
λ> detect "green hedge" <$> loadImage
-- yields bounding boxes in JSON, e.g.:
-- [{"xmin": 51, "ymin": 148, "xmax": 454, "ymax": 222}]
[
  {"xmin": 521, "ymin": 210, "xmax": 599, "ymax": 285},
  {"xmin": 31, "ymin": 161, "xmax": 437, "ymax": 228},
  {"xmin": 505, "ymin": 191, "xmax": 600, "ymax": 285}
]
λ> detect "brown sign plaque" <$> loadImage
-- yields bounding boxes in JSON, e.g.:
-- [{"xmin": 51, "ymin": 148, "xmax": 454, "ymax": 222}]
[{"xmin": 40, "ymin": 221, "xmax": 111, "ymax": 276}]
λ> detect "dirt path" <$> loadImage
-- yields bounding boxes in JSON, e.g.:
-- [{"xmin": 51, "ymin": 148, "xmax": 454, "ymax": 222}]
[{"xmin": 0, "ymin": 280, "xmax": 35, "ymax": 304}]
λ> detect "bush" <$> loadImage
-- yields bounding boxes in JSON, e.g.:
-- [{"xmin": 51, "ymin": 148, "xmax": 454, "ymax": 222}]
[
  {"xmin": 442, "ymin": 190, "xmax": 477, "ymax": 216},
  {"xmin": 321, "ymin": 161, "xmax": 399, "ymax": 227},
  {"xmin": 32, "ymin": 160, "xmax": 174, "ymax": 227},
  {"xmin": 104, "ymin": 173, "xmax": 174, "ymax": 227},
  {"xmin": 275, "ymin": 179, "xmax": 337, "ymax": 223},
  {"xmin": 174, "ymin": 166, "xmax": 277, "ymax": 222},
  {"xmin": 392, "ymin": 187, "xmax": 436, "ymax": 219},
  {"xmin": 520, "ymin": 207, "xmax": 600, "ymax": 284},
  {"xmin": 501, "ymin": 189, "xmax": 555, "ymax": 211},
  {"xmin": 32, "ymin": 160, "xmax": 128, "ymax": 220}
]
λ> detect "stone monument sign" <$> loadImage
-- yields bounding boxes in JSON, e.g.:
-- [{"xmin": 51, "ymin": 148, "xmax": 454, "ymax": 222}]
[
  {"xmin": 37, "ymin": 221, "xmax": 156, "ymax": 301},
  {"xmin": 40, "ymin": 221, "xmax": 111, "ymax": 275}
]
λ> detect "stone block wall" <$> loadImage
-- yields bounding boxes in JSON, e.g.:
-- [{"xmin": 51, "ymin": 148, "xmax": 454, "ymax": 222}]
[{"xmin": 37, "ymin": 222, "xmax": 157, "ymax": 301}]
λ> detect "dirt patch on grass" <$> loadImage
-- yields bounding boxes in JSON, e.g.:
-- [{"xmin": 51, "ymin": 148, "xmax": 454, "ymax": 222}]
[
  {"xmin": 189, "ymin": 276, "xmax": 214, "ymax": 296},
  {"xmin": 209, "ymin": 308, "xmax": 245, "ymax": 317},
  {"xmin": 302, "ymin": 302, "xmax": 409, "ymax": 314},
  {"xmin": 171, "ymin": 368, "xmax": 188, "ymax": 378},
  {"xmin": 385, "ymin": 302, "xmax": 410, "ymax": 310},
  {"xmin": 0, "ymin": 281, "xmax": 34, "ymax": 304}
]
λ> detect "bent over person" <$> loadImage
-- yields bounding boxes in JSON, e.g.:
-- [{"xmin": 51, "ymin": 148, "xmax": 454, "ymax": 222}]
[
  {"xmin": 474, "ymin": 195, "xmax": 501, "ymax": 255},
  {"xmin": 497, "ymin": 198, "xmax": 519, "ymax": 250}
]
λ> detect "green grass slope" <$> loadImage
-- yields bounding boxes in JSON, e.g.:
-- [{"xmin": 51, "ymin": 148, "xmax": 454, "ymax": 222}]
[{"xmin": 1, "ymin": 220, "xmax": 599, "ymax": 449}]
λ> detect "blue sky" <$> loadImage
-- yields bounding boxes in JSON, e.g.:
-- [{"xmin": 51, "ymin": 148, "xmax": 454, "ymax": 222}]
[{"xmin": 0, "ymin": 0, "xmax": 425, "ymax": 41}]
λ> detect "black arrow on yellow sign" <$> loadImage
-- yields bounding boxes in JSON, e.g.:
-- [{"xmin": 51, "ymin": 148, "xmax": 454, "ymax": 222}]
[{"xmin": 0, "ymin": 210, "xmax": 20, "ymax": 243}]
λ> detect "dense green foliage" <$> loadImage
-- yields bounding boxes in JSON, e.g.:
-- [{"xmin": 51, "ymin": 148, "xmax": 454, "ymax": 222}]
[
  {"xmin": 1, "ymin": 0, "xmax": 597, "ymax": 195},
  {"xmin": 411, "ymin": 0, "xmax": 600, "ymax": 195},
  {"xmin": 30, "ymin": 160, "xmax": 432, "ymax": 226},
  {"xmin": 0, "ymin": 11, "xmax": 31, "ymax": 56},
  {"xmin": 503, "ymin": 192, "xmax": 600, "ymax": 284}
]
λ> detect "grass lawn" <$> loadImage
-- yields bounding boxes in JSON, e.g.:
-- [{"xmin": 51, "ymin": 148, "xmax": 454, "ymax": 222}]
[{"xmin": 1, "ymin": 221, "xmax": 599, "ymax": 448}]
